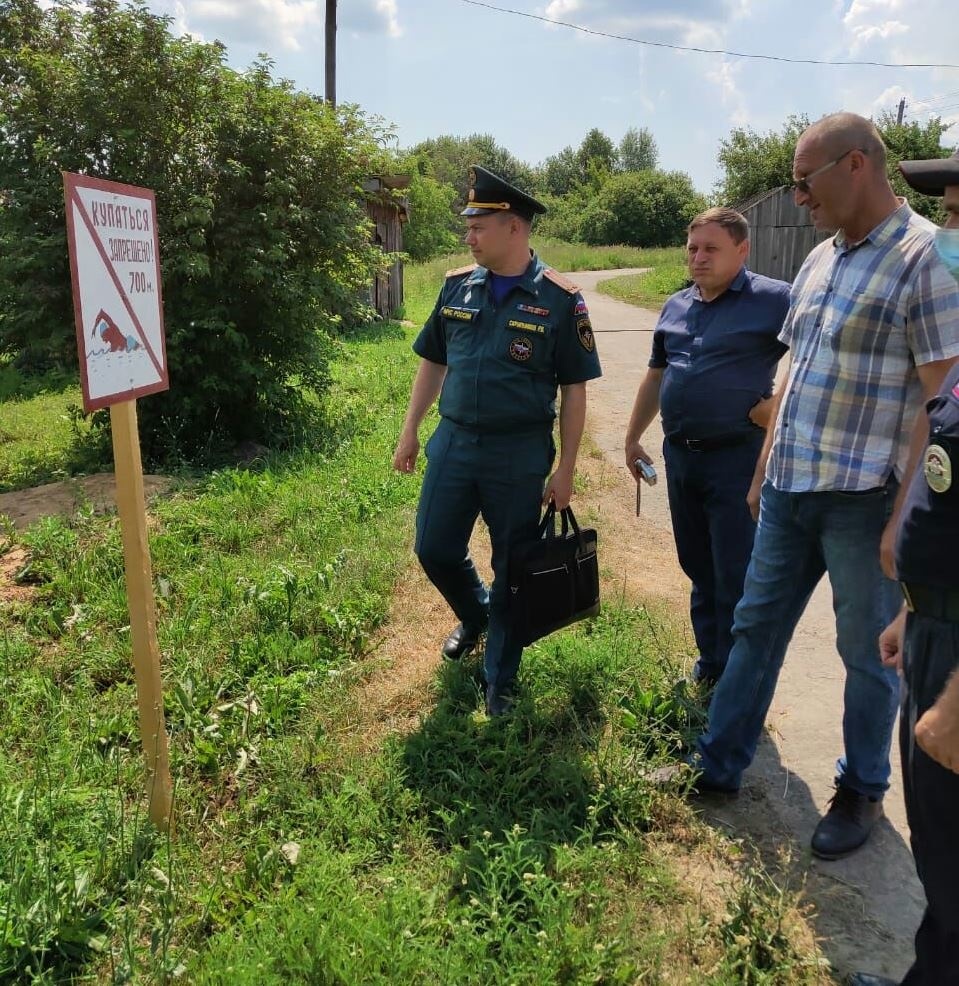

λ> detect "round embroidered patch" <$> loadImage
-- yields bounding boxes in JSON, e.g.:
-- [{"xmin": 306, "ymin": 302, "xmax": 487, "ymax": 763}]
[
  {"xmin": 509, "ymin": 336, "xmax": 533, "ymax": 361},
  {"xmin": 924, "ymin": 443, "xmax": 952, "ymax": 493}
]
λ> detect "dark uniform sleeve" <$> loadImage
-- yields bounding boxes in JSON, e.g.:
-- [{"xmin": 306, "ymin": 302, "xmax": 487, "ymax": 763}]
[
  {"xmin": 555, "ymin": 291, "xmax": 602, "ymax": 385},
  {"xmin": 412, "ymin": 292, "xmax": 448, "ymax": 365}
]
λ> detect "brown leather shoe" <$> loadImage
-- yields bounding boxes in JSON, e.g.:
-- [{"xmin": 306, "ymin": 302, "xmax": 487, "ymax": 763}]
[{"xmin": 811, "ymin": 784, "xmax": 883, "ymax": 860}]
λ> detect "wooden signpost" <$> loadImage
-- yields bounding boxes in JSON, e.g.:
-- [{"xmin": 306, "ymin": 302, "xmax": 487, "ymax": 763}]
[{"xmin": 63, "ymin": 173, "xmax": 173, "ymax": 832}]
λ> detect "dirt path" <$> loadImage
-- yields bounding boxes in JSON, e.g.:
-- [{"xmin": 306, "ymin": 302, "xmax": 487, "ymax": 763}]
[{"xmin": 576, "ymin": 268, "xmax": 921, "ymax": 982}]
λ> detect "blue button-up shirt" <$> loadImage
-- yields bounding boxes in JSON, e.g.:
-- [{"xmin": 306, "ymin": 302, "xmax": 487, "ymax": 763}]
[{"xmin": 650, "ymin": 267, "xmax": 790, "ymax": 441}]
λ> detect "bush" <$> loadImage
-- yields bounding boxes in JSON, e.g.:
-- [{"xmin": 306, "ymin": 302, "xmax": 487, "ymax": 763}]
[
  {"xmin": 534, "ymin": 191, "xmax": 591, "ymax": 243},
  {"xmin": 402, "ymin": 170, "xmax": 460, "ymax": 262},
  {"xmin": 0, "ymin": 0, "xmax": 389, "ymax": 459},
  {"xmin": 583, "ymin": 171, "xmax": 707, "ymax": 248}
]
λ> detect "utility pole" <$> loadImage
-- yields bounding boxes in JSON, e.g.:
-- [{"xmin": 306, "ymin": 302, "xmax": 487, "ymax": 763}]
[
  {"xmin": 897, "ymin": 97, "xmax": 906, "ymax": 125},
  {"xmin": 325, "ymin": 0, "xmax": 336, "ymax": 108}
]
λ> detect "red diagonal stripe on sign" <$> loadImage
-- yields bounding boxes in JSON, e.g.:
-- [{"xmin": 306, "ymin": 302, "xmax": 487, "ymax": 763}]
[{"xmin": 71, "ymin": 191, "xmax": 164, "ymax": 380}]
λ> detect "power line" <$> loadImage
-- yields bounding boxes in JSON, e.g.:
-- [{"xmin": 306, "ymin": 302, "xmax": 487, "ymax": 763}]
[
  {"xmin": 914, "ymin": 87, "xmax": 959, "ymax": 104},
  {"xmin": 915, "ymin": 90, "xmax": 959, "ymax": 108},
  {"xmin": 459, "ymin": 0, "xmax": 959, "ymax": 70}
]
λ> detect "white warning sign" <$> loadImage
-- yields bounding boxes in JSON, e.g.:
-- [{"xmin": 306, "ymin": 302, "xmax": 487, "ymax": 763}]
[{"xmin": 63, "ymin": 173, "xmax": 169, "ymax": 412}]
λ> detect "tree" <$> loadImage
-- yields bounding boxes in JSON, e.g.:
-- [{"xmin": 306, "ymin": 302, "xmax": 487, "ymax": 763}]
[
  {"xmin": 538, "ymin": 146, "xmax": 580, "ymax": 197},
  {"xmin": 537, "ymin": 129, "xmax": 627, "ymax": 198},
  {"xmin": 618, "ymin": 127, "xmax": 659, "ymax": 172},
  {"xmin": 877, "ymin": 112, "xmax": 955, "ymax": 220},
  {"xmin": 535, "ymin": 188, "xmax": 592, "ymax": 242},
  {"xmin": 407, "ymin": 134, "xmax": 535, "ymax": 211},
  {"xmin": 715, "ymin": 114, "xmax": 809, "ymax": 205},
  {"xmin": 716, "ymin": 111, "xmax": 955, "ymax": 219},
  {"xmin": 582, "ymin": 171, "xmax": 706, "ymax": 247},
  {"xmin": 400, "ymin": 157, "xmax": 460, "ymax": 261},
  {"xmin": 0, "ymin": 0, "xmax": 388, "ymax": 458},
  {"xmin": 577, "ymin": 128, "xmax": 617, "ymax": 187}
]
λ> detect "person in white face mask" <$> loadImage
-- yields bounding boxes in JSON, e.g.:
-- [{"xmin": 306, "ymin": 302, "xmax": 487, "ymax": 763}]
[{"xmin": 847, "ymin": 148, "xmax": 959, "ymax": 986}]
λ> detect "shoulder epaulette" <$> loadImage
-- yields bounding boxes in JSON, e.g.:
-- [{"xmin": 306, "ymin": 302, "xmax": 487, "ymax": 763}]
[
  {"xmin": 543, "ymin": 268, "xmax": 579, "ymax": 294},
  {"xmin": 445, "ymin": 263, "xmax": 477, "ymax": 278}
]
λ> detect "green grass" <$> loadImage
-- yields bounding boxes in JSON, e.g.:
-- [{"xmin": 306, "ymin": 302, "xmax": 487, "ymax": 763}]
[
  {"xmin": 402, "ymin": 241, "xmax": 686, "ymax": 325},
  {"xmin": 0, "ymin": 359, "xmax": 106, "ymax": 493},
  {"xmin": 596, "ymin": 265, "xmax": 692, "ymax": 312},
  {"xmin": 0, "ymin": 313, "xmax": 828, "ymax": 983},
  {"xmin": 187, "ymin": 608, "xmax": 823, "ymax": 985}
]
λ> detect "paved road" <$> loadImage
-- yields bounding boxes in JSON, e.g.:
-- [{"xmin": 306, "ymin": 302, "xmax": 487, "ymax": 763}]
[{"xmin": 573, "ymin": 268, "xmax": 922, "ymax": 982}]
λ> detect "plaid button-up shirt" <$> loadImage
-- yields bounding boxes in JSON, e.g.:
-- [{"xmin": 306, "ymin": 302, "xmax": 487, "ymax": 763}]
[{"xmin": 768, "ymin": 201, "xmax": 959, "ymax": 492}]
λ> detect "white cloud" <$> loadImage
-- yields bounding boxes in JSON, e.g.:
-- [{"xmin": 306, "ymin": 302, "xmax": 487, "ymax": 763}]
[
  {"xmin": 841, "ymin": 0, "xmax": 955, "ymax": 66},
  {"xmin": 155, "ymin": 0, "xmax": 401, "ymax": 51},
  {"xmin": 832, "ymin": 0, "xmax": 959, "ymax": 145},
  {"xmin": 706, "ymin": 58, "xmax": 749, "ymax": 127},
  {"xmin": 342, "ymin": 0, "xmax": 401, "ymax": 38},
  {"xmin": 844, "ymin": 15, "xmax": 908, "ymax": 55},
  {"xmin": 540, "ymin": 0, "xmax": 737, "ymax": 47}
]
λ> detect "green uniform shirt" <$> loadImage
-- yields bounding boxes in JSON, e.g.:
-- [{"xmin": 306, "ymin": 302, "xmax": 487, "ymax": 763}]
[{"xmin": 413, "ymin": 253, "xmax": 602, "ymax": 433}]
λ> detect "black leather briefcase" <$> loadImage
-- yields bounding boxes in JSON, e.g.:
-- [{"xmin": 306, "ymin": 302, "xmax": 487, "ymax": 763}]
[{"xmin": 508, "ymin": 504, "xmax": 600, "ymax": 647}]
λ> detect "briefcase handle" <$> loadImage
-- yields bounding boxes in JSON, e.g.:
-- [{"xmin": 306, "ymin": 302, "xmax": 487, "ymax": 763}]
[{"xmin": 538, "ymin": 503, "xmax": 586, "ymax": 546}]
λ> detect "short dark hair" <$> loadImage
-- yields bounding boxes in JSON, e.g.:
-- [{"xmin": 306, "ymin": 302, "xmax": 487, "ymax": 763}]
[{"xmin": 688, "ymin": 207, "xmax": 749, "ymax": 244}]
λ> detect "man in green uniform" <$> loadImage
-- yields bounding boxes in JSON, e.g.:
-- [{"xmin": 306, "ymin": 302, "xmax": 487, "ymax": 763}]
[{"xmin": 392, "ymin": 165, "xmax": 602, "ymax": 716}]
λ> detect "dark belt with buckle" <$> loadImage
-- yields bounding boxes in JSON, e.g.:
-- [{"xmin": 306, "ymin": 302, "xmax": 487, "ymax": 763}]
[
  {"xmin": 900, "ymin": 581, "xmax": 959, "ymax": 622},
  {"xmin": 667, "ymin": 432, "xmax": 759, "ymax": 453}
]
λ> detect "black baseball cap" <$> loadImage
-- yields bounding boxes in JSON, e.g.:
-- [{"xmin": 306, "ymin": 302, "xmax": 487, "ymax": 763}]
[{"xmin": 899, "ymin": 149, "xmax": 959, "ymax": 197}]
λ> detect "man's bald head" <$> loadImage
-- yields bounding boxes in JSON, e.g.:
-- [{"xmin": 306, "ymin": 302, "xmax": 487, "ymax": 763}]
[
  {"xmin": 792, "ymin": 112, "xmax": 900, "ymax": 239},
  {"xmin": 801, "ymin": 113, "xmax": 887, "ymax": 172}
]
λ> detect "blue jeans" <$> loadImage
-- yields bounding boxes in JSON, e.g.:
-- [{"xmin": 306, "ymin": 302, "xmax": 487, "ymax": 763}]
[
  {"xmin": 696, "ymin": 481, "xmax": 902, "ymax": 798},
  {"xmin": 663, "ymin": 434, "xmax": 763, "ymax": 681},
  {"xmin": 414, "ymin": 419, "xmax": 552, "ymax": 692}
]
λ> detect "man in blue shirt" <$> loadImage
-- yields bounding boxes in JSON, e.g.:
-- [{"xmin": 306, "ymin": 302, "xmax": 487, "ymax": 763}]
[
  {"xmin": 393, "ymin": 166, "xmax": 602, "ymax": 716},
  {"xmin": 686, "ymin": 114, "xmax": 959, "ymax": 864},
  {"xmin": 625, "ymin": 207, "xmax": 790, "ymax": 688}
]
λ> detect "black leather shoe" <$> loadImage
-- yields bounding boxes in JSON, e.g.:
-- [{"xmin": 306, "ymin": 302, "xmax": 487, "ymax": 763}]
[
  {"xmin": 485, "ymin": 685, "xmax": 515, "ymax": 718},
  {"xmin": 846, "ymin": 973, "xmax": 898, "ymax": 986},
  {"xmin": 440, "ymin": 622, "xmax": 484, "ymax": 662},
  {"xmin": 811, "ymin": 785, "xmax": 883, "ymax": 860}
]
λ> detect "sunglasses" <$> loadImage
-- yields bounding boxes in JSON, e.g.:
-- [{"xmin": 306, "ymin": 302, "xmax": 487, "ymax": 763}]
[{"xmin": 791, "ymin": 148, "xmax": 862, "ymax": 195}]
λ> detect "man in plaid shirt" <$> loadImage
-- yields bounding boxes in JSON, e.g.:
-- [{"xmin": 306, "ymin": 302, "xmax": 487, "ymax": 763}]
[{"xmin": 689, "ymin": 113, "xmax": 959, "ymax": 860}]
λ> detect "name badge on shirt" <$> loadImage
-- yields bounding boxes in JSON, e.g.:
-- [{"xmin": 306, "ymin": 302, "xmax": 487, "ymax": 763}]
[
  {"xmin": 441, "ymin": 306, "xmax": 478, "ymax": 322},
  {"xmin": 508, "ymin": 319, "xmax": 546, "ymax": 334},
  {"xmin": 924, "ymin": 443, "xmax": 952, "ymax": 493}
]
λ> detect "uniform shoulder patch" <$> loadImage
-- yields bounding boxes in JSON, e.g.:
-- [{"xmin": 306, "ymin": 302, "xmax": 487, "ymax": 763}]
[
  {"xmin": 445, "ymin": 263, "xmax": 477, "ymax": 278},
  {"xmin": 543, "ymin": 268, "xmax": 579, "ymax": 294}
]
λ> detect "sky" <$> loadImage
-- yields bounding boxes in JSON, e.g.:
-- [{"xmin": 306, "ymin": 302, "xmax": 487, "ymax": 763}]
[{"xmin": 144, "ymin": 0, "xmax": 959, "ymax": 194}]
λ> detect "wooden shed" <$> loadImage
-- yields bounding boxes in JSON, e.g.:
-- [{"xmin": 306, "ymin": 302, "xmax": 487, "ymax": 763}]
[
  {"xmin": 364, "ymin": 175, "xmax": 410, "ymax": 317},
  {"xmin": 735, "ymin": 186, "xmax": 829, "ymax": 283}
]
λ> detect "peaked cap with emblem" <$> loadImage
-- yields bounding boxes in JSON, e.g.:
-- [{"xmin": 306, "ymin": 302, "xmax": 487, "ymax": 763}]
[
  {"xmin": 899, "ymin": 148, "xmax": 959, "ymax": 197},
  {"xmin": 461, "ymin": 165, "xmax": 547, "ymax": 222}
]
